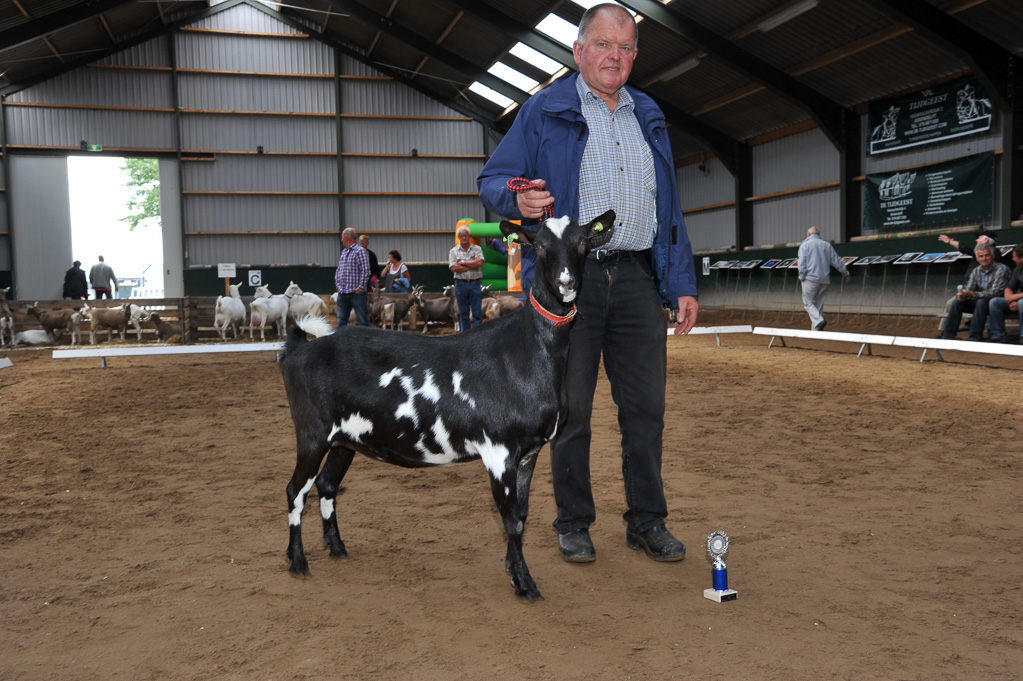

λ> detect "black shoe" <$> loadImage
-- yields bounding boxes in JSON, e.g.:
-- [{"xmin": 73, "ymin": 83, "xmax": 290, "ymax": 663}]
[
  {"xmin": 967, "ymin": 336, "xmax": 983, "ymax": 342},
  {"xmin": 626, "ymin": 525, "xmax": 686, "ymax": 562},
  {"xmin": 558, "ymin": 529, "xmax": 595, "ymax": 563},
  {"xmin": 989, "ymin": 336, "xmax": 1008, "ymax": 344},
  {"xmin": 814, "ymin": 320, "xmax": 827, "ymax": 331}
]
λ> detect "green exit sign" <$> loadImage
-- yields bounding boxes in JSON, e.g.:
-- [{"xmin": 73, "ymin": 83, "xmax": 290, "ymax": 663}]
[{"xmin": 86, "ymin": 145, "xmax": 102, "ymax": 152}]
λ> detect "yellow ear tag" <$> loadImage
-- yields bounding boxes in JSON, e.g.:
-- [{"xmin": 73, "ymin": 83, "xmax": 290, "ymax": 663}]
[{"xmin": 594, "ymin": 222, "xmax": 604, "ymax": 232}]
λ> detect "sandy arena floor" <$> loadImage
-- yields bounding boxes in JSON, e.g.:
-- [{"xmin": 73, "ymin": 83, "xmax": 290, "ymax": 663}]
[{"xmin": 1, "ymin": 311, "xmax": 1021, "ymax": 680}]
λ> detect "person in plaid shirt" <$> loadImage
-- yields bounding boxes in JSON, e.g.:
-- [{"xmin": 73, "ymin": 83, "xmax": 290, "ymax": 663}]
[
  {"xmin": 940, "ymin": 242, "xmax": 1010, "ymax": 341},
  {"xmin": 334, "ymin": 228, "xmax": 371, "ymax": 327}
]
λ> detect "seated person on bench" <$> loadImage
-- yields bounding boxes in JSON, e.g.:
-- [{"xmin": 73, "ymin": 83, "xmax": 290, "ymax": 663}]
[
  {"xmin": 940, "ymin": 242, "xmax": 1010, "ymax": 342},
  {"xmin": 989, "ymin": 244, "xmax": 1023, "ymax": 344}
]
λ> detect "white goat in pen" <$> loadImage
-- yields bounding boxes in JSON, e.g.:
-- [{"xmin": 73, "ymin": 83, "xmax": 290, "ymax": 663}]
[
  {"xmin": 249, "ymin": 285, "xmax": 289, "ymax": 341},
  {"xmin": 283, "ymin": 282, "xmax": 327, "ymax": 323},
  {"xmin": 214, "ymin": 282, "xmax": 247, "ymax": 341}
]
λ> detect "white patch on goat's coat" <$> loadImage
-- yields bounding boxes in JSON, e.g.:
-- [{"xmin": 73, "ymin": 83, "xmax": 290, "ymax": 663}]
[
  {"xmin": 546, "ymin": 216, "xmax": 571, "ymax": 239},
  {"xmin": 559, "ymin": 267, "xmax": 577, "ymax": 302},
  {"xmin": 465, "ymin": 431, "xmax": 511, "ymax": 479},
  {"xmin": 452, "ymin": 372, "xmax": 476, "ymax": 409},
  {"xmin": 340, "ymin": 413, "xmax": 373, "ymax": 442},
  {"xmin": 288, "ymin": 478, "xmax": 316, "ymax": 526},
  {"xmin": 319, "ymin": 497, "xmax": 334, "ymax": 520},
  {"xmin": 395, "ymin": 370, "xmax": 441, "ymax": 427},
  {"xmin": 379, "ymin": 367, "xmax": 402, "ymax": 387},
  {"xmin": 414, "ymin": 417, "xmax": 460, "ymax": 465}
]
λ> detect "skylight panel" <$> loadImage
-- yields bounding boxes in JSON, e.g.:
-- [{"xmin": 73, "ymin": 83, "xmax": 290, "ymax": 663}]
[
  {"xmin": 508, "ymin": 43, "xmax": 562, "ymax": 75},
  {"xmin": 535, "ymin": 14, "xmax": 578, "ymax": 47},
  {"xmin": 488, "ymin": 63, "xmax": 539, "ymax": 92},
  {"xmin": 469, "ymin": 82, "xmax": 514, "ymax": 108}
]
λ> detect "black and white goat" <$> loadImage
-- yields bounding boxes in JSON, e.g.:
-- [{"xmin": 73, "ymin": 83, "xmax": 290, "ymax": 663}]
[{"xmin": 278, "ymin": 211, "xmax": 615, "ymax": 603}]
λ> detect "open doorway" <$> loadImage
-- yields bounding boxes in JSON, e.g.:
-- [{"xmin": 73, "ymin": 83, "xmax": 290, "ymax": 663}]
[{"xmin": 67, "ymin": 156, "xmax": 165, "ymax": 298}]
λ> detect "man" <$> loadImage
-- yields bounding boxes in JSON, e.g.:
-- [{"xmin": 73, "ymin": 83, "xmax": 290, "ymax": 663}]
[
  {"xmin": 937, "ymin": 230, "xmax": 996, "ymax": 258},
  {"xmin": 448, "ymin": 225, "xmax": 484, "ymax": 331},
  {"xmin": 89, "ymin": 255, "xmax": 118, "ymax": 299},
  {"xmin": 477, "ymin": 3, "xmax": 697, "ymax": 565},
  {"xmin": 334, "ymin": 228, "xmax": 370, "ymax": 327},
  {"xmin": 62, "ymin": 260, "xmax": 88, "ymax": 301},
  {"xmin": 988, "ymin": 243, "xmax": 1023, "ymax": 344},
  {"xmin": 797, "ymin": 226, "xmax": 850, "ymax": 331},
  {"xmin": 940, "ymin": 242, "xmax": 1010, "ymax": 341},
  {"xmin": 358, "ymin": 234, "xmax": 380, "ymax": 292},
  {"xmin": 936, "ymin": 232, "xmax": 996, "ymax": 331}
]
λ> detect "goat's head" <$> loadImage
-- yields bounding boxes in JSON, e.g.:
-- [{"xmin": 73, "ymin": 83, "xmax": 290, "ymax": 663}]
[
  {"xmin": 500, "ymin": 211, "xmax": 615, "ymax": 304},
  {"xmin": 284, "ymin": 281, "xmax": 302, "ymax": 298},
  {"xmin": 254, "ymin": 285, "xmax": 272, "ymax": 299},
  {"xmin": 0, "ymin": 286, "xmax": 8, "ymax": 300},
  {"xmin": 229, "ymin": 282, "xmax": 242, "ymax": 298}
]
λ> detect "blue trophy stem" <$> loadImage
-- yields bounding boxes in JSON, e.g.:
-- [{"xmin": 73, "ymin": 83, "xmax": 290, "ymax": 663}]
[{"xmin": 712, "ymin": 566, "xmax": 728, "ymax": 591}]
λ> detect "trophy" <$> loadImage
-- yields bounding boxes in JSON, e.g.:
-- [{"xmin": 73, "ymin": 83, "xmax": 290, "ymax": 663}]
[{"xmin": 703, "ymin": 530, "xmax": 738, "ymax": 602}]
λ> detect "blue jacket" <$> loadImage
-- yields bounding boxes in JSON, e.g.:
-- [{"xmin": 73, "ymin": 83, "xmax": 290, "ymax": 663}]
[{"xmin": 477, "ymin": 72, "xmax": 698, "ymax": 306}]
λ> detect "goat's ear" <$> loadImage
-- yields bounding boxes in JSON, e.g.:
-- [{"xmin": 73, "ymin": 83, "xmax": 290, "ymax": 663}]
[
  {"xmin": 499, "ymin": 220, "xmax": 535, "ymax": 246},
  {"xmin": 585, "ymin": 210, "xmax": 616, "ymax": 250}
]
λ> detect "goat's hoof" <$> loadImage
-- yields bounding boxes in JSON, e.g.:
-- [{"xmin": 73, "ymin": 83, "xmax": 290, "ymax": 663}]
[
  {"xmin": 512, "ymin": 579, "xmax": 543, "ymax": 604},
  {"xmin": 288, "ymin": 562, "xmax": 311, "ymax": 577},
  {"xmin": 324, "ymin": 537, "xmax": 348, "ymax": 557}
]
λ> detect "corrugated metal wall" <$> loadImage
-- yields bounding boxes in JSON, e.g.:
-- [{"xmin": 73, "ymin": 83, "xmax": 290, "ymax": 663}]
[
  {"xmin": 0, "ymin": 159, "xmax": 8, "ymax": 270},
  {"xmin": 1, "ymin": 1, "xmax": 490, "ymax": 288},
  {"xmin": 678, "ymin": 157, "xmax": 735, "ymax": 252},
  {"xmin": 751, "ymin": 129, "xmax": 841, "ymax": 246}
]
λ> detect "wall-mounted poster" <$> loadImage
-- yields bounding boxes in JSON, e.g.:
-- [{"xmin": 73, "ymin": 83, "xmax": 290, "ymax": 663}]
[
  {"xmin": 868, "ymin": 76, "xmax": 994, "ymax": 156},
  {"xmin": 864, "ymin": 152, "xmax": 993, "ymax": 232}
]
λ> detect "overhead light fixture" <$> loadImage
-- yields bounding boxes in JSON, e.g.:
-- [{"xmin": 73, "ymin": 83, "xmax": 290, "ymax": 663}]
[
  {"xmin": 757, "ymin": 0, "xmax": 818, "ymax": 32},
  {"xmin": 659, "ymin": 57, "xmax": 702, "ymax": 82}
]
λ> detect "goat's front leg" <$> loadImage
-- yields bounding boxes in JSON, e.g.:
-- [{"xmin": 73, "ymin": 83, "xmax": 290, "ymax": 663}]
[{"xmin": 489, "ymin": 451, "xmax": 543, "ymax": 604}]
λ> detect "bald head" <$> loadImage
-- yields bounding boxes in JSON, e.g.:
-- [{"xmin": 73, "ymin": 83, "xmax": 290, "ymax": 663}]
[{"xmin": 807, "ymin": 226, "xmax": 820, "ymax": 237}]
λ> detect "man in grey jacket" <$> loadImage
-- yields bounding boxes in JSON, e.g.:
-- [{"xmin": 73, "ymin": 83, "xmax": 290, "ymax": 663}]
[
  {"xmin": 797, "ymin": 226, "xmax": 850, "ymax": 331},
  {"xmin": 89, "ymin": 255, "xmax": 118, "ymax": 299}
]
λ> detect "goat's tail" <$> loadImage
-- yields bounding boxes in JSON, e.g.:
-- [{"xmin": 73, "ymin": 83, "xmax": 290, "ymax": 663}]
[{"xmin": 296, "ymin": 314, "xmax": 334, "ymax": 339}]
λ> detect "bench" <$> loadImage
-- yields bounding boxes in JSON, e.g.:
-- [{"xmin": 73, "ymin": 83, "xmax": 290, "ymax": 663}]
[
  {"xmin": 53, "ymin": 342, "xmax": 284, "ymax": 367},
  {"xmin": 753, "ymin": 327, "xmax": 896, "ymax": 358},
  {"xmin": 670, "ymin": 325, "xmax": 753, "ymax": 346}
]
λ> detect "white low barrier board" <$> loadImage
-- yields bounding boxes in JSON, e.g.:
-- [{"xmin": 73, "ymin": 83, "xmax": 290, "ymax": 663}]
[
  {"xmin": 753, "ymin": 327, "xmax": 895, "ymax": 358},
  {"xmin": 891, "ymin": 336, "xmax": 1023, "ymax": 362},
  {"xmin": 753, "ymin": 326, "xmax": 1023, "ymax": 362},
  {"xmin": 669, "ymin": 325, "xmax": 753, "ymax": 346},
  {"xmin": 53, "ymin": 342, "xmax": 285, "ymax": 367}
]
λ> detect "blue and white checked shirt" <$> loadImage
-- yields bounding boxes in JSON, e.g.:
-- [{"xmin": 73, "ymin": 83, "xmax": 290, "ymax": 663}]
[
  {"xmin": 335, "ymin": 243, "xmax": 370, "ymax": 294},
  {"xmin": 576, "ymin": 76, "xmax": 657, "ymax": 252}
]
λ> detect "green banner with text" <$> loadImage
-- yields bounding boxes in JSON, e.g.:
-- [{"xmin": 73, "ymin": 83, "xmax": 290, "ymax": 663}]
[{"xmin": 864, "ymin": 152, "xmax": 993, "ymax": 232}]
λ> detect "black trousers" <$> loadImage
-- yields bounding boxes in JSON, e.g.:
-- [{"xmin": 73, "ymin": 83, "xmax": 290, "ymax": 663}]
[{"xmin": 550, "ymin": 254, "xmax": 669, "ymax": 535}]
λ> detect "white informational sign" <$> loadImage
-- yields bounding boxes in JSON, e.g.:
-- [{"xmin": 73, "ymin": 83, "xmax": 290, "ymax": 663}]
[
  {"xmin": 702, "ymin": 256, "xmax": 710, "ymax": 276},
  {"xmin": 248, "ymin": 269, "xmax": 262, "ymax": 287},
  {"xmin": 218, "ymin": 263, "xmax": 237, "ymax": 279}
]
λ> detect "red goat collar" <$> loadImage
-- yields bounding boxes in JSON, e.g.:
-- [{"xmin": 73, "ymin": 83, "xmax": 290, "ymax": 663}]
[{"xmin": 529, "ymin": 291, "xmax": 576, "ymax": 327}]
